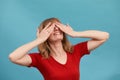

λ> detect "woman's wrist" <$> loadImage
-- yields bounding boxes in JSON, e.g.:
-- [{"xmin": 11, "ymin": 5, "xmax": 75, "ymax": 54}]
[
  {"xmin": 35, "ymin": 38, "xmax": 45, "ymax": 45},
  {"xmin": 70, "ymin": 31, "xmax": 80, "ymax": 38}
]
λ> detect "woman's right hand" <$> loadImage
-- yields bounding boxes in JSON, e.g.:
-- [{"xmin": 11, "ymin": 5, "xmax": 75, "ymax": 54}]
[
  {"xmin": 9, "ymin": 22, "xmax": 55, "ymax": 67},
  {"xmin": 36, "ymin": 22, "xmax": 55, "ymax": 43}
]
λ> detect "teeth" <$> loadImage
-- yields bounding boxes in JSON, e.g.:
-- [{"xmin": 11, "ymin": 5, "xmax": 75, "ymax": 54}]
[
  {"xmin": 55, "ymin": 33, "xmax": 60, "ymax": 35},
  {"xmin": 54, "ymin": 32, "xmax": 60, "ymax": 34}
]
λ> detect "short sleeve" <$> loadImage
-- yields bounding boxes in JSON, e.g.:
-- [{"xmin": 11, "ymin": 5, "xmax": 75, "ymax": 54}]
[
  {"xmin": 73, "ymin": 41, "xmax": 90, "ymax": 58},
  {"xmin": 28, "ymin": 53, "xmax": 41, "ymax": 67}
]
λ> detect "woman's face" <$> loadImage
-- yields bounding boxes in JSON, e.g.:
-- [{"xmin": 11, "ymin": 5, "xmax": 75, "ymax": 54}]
[{"xmin": 48, "ymin": 24, "xmax": 63, "ymax": 42}]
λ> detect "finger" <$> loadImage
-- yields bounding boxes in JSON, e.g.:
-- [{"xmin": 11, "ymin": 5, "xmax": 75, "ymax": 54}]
[
  {"xmin": 36, "ymin": 28, "xmax": 39, "ymax": 37},
  {"xmin": 55, "ymin": 23, "xmax": 65, "ymax": 31},
  {"xmin": 47, "ymin": 23, "xmax": 55, "ymax": 33},
  {"xmin": 44, "ymin": 22, "xmax": 51, "ymax": 30},
  {"xmin": 55, "ymin": 22, "xmax": 62, "ymax": 27},
  {"xmin": 66, "ymin": 24, "xmax": 70, "ymax": 28},
  {"xmin": 55, "ymin": 22, "xmax": 62, "ymax": 28},
  {"xmin": 67, "ymin": 24, "xmax": 73, "ymax": 29},
  {"xmin": 58, "ymin": 22, "xmax": 66, "ymax": 27},
  {"xmin": 66, "ymin": 23, "xmax": 69, "ymax": 26}
]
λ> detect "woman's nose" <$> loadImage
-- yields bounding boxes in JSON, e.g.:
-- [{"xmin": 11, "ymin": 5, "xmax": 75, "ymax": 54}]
[{"xmin": 54, "ymin": 26, "xmax": 59, "ymax": 31}]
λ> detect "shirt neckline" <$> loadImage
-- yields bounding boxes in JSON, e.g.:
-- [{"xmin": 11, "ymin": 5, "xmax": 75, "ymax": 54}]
[{"xmin": 50, "ymin": 52, "xmax": 68, "ymax": 66}]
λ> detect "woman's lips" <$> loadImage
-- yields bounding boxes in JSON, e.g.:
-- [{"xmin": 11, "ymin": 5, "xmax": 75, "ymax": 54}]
[
  {"xmin": 54, "ymin": 32, "xmax": 61, "ymax": 35},
  {"xmin": 54, "ymin": 31, "xmax": 61, "ymax": 35}
]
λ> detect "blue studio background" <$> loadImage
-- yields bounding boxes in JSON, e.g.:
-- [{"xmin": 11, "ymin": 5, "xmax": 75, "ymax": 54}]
[{"xmin": 0, "ymin": 0, "xmax": 120, "ymax": 80}]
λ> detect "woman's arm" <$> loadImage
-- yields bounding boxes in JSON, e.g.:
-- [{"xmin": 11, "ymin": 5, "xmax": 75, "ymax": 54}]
[
  {"xmin": 9, "ymin": 39, "xmax": 43, "ymax": 66},
  {"xmin": 73, "ymin": 30, "xmax": 109, "ymax": 51},
  {"xmin": 56, "ymin": 23, "xmax": 109, "ymax": 51},
  {"xmin": 9, "ymin": 23, "xmax": 55, "ymax": 66}
]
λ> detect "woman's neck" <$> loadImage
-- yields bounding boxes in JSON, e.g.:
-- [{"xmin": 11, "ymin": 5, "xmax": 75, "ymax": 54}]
[{"xmin": 49, "ymin": 41, "xmax": 66, "ymax": 56}]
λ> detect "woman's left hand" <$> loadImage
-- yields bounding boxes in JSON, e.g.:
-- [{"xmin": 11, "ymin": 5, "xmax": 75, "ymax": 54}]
[{"xmin": 55, "ymin": 22, "xmax": 76, "ymax": 37}]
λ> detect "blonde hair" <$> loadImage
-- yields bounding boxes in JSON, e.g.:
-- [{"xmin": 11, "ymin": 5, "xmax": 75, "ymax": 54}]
[{"xmin": 37, "ymin": 18, "xmax": 73, "ymax": 58}]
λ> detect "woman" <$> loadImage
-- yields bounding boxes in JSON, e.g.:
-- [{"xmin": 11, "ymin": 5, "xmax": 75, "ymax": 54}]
[{"xmin": 9, "ymin": 18, "xmax": 109, "ymax": 80}]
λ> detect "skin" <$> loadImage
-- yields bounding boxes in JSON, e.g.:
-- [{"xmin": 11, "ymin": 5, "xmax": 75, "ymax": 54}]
[{"xmin": 9, "ymin": 22, "xmax": 109, "ymax": 66}]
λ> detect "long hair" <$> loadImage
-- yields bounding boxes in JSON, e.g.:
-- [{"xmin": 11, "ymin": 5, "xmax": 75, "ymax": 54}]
[{"xmin": 37, "ymin": 17, "xmax": 73, "ymax": 58}]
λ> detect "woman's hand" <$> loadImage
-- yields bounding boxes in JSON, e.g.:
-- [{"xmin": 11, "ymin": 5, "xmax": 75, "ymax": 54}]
[
  {"xmin": 36, "ymin": 22, "xmax": 55, "ymax": 42},
  {"xmin": 8, "ymin": 23, "xmax": 55, "ymax": 66},
  {"xmin": 55, "ymin": 22, "xmax": 76, "ymax": 37}
]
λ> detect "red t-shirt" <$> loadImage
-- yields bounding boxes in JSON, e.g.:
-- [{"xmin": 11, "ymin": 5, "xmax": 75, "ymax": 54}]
[{"xmin": 28, "ymin": 41, "xmax": 90, "ymax": 80}]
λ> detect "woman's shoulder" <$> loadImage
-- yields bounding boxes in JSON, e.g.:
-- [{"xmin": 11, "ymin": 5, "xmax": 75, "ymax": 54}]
[{"xmin": 73, "ymin": 41, "xmax": 90, "ymax": 55}]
